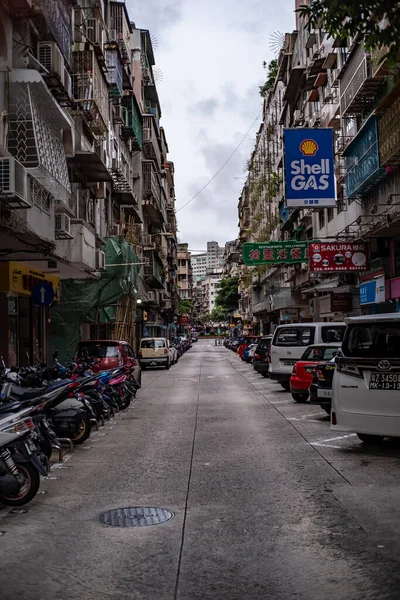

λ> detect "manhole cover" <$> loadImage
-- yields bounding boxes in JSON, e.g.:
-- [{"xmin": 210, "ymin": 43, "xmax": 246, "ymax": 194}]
[{"xmin": 99, "ymin": 507, "xmax": 174, "ymax": 527}]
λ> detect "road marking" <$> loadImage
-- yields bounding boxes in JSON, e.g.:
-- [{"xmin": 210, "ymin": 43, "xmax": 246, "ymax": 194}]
[
  {"xmin": 312, "ymin": 444, "xmax": 342, "ymax": 449},
  {"xmin": 288, "ymin": 418, "xmax": 322, "ymax": 423},
  {"xmin": 313, "ymin": 433, "xmax": 357, "ymax": 444}
]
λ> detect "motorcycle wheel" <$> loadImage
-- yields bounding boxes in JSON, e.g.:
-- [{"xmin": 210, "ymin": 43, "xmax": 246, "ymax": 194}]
[
  {"xmin": 0, "ymin": 462, "xmax": 40, "ymax": 506},
  {"xmin": 120, "ymin": 395, "xmax": 131, "ymax": 410},
  {"xmin": 70, "ymin": 417, "xmax": 92, "ymax": 445}
]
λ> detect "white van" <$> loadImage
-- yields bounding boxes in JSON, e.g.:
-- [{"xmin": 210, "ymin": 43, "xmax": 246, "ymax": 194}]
[
  {"xmin": 269, "ymin": 322, "xmax": 345, "ymax": 390},
  {"xmin": 332, "ymin": 314, "xmax": 400, "ymax": 443}
]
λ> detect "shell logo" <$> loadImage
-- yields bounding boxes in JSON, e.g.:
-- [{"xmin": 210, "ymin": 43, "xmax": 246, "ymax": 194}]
[{"xmin": 300, "ymin": 139, "xmax": 319, "ymax": 156}]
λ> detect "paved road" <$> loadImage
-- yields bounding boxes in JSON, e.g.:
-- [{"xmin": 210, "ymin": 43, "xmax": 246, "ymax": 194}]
[{"xmin": 1, "ymin": 340, "xmax": 400, "ymax": 599}]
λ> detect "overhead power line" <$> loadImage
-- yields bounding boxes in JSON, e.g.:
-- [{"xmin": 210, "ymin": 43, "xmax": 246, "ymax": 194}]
[{"xmin": 176, "ymin": 109, "xmax": 262, "ymax": 213}]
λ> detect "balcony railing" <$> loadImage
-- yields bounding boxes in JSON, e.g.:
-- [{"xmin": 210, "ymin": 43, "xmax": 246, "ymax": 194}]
[
  {"xmin": 340, "ymin": 51, "xmax": 387, "ymax": 117},
  {"xmin": 143, "ymin": 249, "xmax": 164, "ymax": 289},
  {"xmin": 110, "ymin": 2, "xmax": 131, "ymax": 62},
  {"xmin": 143, "ymin": 115, "xmax": 162, "ymax": 168},
  {"xmin": 379, "ymin": 90, "xmax": 400, "ymax": 166},
  {"xmin": 121, "ymin": 96, "xmax": 143, "ymax": 150},
  {"xmin": 142, "ymin": 161, "xmax": 161, "ymax": 204},
  {"xmin": 105, "ymin": 49, "xmax": 123, "ymax": 98},
  {"xmin": 72, "ymin": 49, "xmax": 109, "ymax": 136}
]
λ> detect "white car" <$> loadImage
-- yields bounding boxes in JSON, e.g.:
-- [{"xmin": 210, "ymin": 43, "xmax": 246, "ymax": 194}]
[{"xmin": 332, "ymin": 314, "xmax": 400, "ymax": 443}]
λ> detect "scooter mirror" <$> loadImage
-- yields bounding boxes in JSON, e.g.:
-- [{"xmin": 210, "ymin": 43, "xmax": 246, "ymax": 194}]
[{"xmin": 53, "ymin": 350, "xmax": 59, "ymax": 360}]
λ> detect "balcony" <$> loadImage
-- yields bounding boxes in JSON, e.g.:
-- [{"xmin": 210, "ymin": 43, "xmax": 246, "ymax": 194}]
[
  {"xmin": 344, "ymin": 116, "xmax": 386, "ymax": 198},
  {"xmin": 143, "ymin": 249, "xmax": 165, "ymax": 289},
  {"xmin": 72, "ymin": 49, "xmax": 109, "ymax": 136},
  {"xmin": 142, "ymin": 116, "xmax": 162, "ymax": 168},
  {"xmin": 56, "ymin": 220, "xmax": 97, "ymax": 272},
  {"xmin": 121, "ymin": 96, "xmax": 143, "ymax": 149},
  {"xmin": 105, "ymin": 49, "xmax": 123, "ymax": 98},
  {"xmin": 379, "ymin": 88, "xmax": 400, "ymax": 166},
  {"xmin": 110, "ymin": 1, "xmax": 132, "ymax": 63},
  {"xmin": 142, "ymin": 161, "xmax": 166, "ymax": 226},
  {"xmin": 340, "ymin": 47, "xmax": 387, "ymax": 117}
]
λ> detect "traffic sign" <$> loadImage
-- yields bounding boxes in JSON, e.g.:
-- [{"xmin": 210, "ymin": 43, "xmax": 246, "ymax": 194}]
[{"xmin": 31, "ymin": 281, "xmax": 54, "ymax": 307}]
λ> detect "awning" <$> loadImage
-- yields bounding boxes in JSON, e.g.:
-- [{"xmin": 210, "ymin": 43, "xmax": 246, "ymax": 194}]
[{"xmin": 69, "ymin": 151, "xmax": 112, "ymax": 183}]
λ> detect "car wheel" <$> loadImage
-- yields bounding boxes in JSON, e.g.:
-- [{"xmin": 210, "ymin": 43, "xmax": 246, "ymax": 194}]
[
  {"xmin": 280, "ymin": 381, "xmax": 290, "ymax": 392},
  {"xmin": 357, "ymin": 433, "xmax": 385, "ymax": 444},
  {"xmin": 321, "ymin": 405, "xmax": 330, "ymax": 414},
  {"xmin": 262, "ymin": 372, "xmax": 268, "ymax": 378},
  {"xmin": 141, "ymin": 365, "xmax": 146, "ymax": 371},
  {"xmin": 291, "ymin": 392, "xmax": 309, "ymax": 403},
  {"xmin": 165, "ymin": 361, "xmax": 170, "ymax": 370}
]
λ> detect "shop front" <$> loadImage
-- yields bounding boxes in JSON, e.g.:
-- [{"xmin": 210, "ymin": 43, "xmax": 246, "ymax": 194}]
[{"xmin": 0, "ymin": 262, "xmax": 60, "ymax": 367}]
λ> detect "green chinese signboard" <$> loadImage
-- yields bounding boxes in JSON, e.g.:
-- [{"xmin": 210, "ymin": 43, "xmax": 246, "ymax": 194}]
[{"xmin": 242, "ymin": 241, "xmax": 309, "ymax": 266}]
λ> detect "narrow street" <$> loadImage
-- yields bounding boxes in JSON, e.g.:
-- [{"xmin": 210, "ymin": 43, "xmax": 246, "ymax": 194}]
[{"xmin": 1, "ymin": 341, "xmax": 400, "ymax": 600}]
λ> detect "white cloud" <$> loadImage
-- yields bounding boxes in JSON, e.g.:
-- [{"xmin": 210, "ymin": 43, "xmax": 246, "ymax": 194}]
[{"xmin": 127, "ymin": 0, "xmax": 295, "ymax": 251}]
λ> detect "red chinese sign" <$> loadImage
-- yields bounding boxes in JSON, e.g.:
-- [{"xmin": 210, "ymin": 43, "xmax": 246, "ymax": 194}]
[{"xmin": 309, "ymin": 242, "xmax": 369, "ymax": 273}]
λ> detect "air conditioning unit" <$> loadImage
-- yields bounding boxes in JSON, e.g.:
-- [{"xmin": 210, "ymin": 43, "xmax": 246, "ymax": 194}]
[
  {"xmin": 37, "ymin": 41, "xmax": 64, "ymax": 79},
  {"xmin": 132, "ymin": 171, "xmax": 140, "ymax": 179},
  {"xmin": 63, "ymin": 68, "xmax": 72, "ymax": 99},
  {"xmin": 86, "ymin": 19, "xmax": 100, "ymax": 45},
  {"xmin": 96, "ymin": 249, "xmax": 106, "ymax": 271},
  {"xmin": 55, "ymin": 213, "xmax": 73, "ymax": 239},
  {"xmin": 110, "ymin": 223, "xmax": 121, "ymax": 236},
  {"xmin": 147, "ymin": 291, "xmax": 156, "ymax": 302},
  {"xmin": 0, "ymin": 157, "xmax": 30, "ymax": 209}
]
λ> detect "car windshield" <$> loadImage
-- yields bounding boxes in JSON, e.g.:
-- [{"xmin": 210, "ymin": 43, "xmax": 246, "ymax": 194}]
[
  {"xmin": 301, "ymin": 346, "xmax": 339, "ymax": 361},
  {"xmin": 275, "ymin": 327, "xmax": 315, "ymax": 347},
  {"xmin": 141, "ymin": 339, "xmax": 166, "ymax": 349},
  {"xmin": 77, "ymin": 343, "xmax": 118, "ymax": 359},
  {"xmin": 321, "ymin": 326, "xmax": 345, "ymax": 343},
  {"xmin": 257, "ymin": 338, "xmax": 271, "ymax": 350},
  {"xmin": 342, "ymin": 322, "xmax": 400, "ymax": 358}
]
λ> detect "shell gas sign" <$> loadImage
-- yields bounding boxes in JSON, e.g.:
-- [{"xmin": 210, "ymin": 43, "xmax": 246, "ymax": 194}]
[{"xmin": 284, "ymin": 128, "xmax": 336, "ymax": 208}]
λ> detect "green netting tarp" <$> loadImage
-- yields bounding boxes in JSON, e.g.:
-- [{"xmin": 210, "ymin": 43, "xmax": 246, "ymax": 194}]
[{"xmin": 49, "ymin": 237, "xmax": 139, "ymax": 362}]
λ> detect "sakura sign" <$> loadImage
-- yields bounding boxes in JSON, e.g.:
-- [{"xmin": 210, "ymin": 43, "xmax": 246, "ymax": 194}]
[
  {"xmin": 309, "ymin": 242, "xmax": 369, "ymax": 273},
  {"xmin": 242, "ymin": 241, "xmax": 309, "ymax": 266}
]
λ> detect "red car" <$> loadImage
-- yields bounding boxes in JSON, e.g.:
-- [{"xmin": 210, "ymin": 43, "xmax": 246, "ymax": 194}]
[
  {"xmin": 75, "ymin": 340, "xmax": 141, "ymax": 386},
  {"xmin": 290, "ymin": 343, "xmax": 340, "ymax": 403},
  {"xmin": 237, "ymin": 336, "xmax": 260, "ymax": 359}
]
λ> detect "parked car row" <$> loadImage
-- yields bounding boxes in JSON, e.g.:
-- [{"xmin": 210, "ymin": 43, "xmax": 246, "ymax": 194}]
[
  {"xmin": 138, "ymin": 336, "xmax": 193, "ymax": 370},
  {"xmin": 227, "ymin": 314, "xmax": 400, "ymax": 444}
]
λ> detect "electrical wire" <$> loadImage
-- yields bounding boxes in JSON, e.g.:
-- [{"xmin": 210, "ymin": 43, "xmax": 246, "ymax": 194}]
[{"xmin": 176, "ymin": 109, "xmax": 262, "ymax": 213}]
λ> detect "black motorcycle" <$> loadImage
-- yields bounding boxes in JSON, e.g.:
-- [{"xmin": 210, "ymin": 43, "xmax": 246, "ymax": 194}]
[{"xmin": 0, "ymin": 428, "xmax": 48, "ymax": 506}]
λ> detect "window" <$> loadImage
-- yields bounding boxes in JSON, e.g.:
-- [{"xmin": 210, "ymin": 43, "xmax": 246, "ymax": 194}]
[
  {"xmin": 318, "ymin": 210, "xmax": 326, "ymax": 229},
  {"xmin": 77, "ymin": 343, "xmax": 119, "ymax": 358},
  {"xmin": 327, "ymin": 207, "xmax": 334, "ymax": 222},
  {"xmin": 274, "ymin": 327, "xmax": 315, "ymax": 347},
  {"xmin": 301, "ymin": 345, "xmax": 340, "ymax": 361},
  {"xmin": 125, "ymin": 345, "xmax": 136, "ymax": 358},
  {"xmin": 321, "ymin": 326, "xmax": 345, "ymax": 343},
  {"xmin": 343, "ymin": 323, "xmax": 400, "ymax": 358},
  {"xmin": 141, "ymin": 339, "xmax": 166, "ymax": 349}
]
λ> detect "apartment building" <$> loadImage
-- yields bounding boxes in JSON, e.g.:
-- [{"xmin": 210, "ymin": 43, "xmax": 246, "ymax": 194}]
[
  {"xmin": 237, "ymin": 4, "xmax": 400, "ymax": 332},
  {"xmin": 191, "ymin": 253, "xmax": 207, "ymax": 282},
  {"xmin": 177, "ymin": 243, "xmax": 193, "ymax": 301},
  {"xmin": 0, "ymin": 0, "xmax": 179, "ymax": 363},
  {"xmin": 191, "ymin": 241, "xmax": 224, "ymax": 282}
]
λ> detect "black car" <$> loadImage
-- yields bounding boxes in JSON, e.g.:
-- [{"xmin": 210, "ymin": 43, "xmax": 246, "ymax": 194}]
[
  {"xmin": 252, "ymin": 335, "xmax": 273, "ymax": 378},
  {"xmin": 309, "ymin": 358, "xmax": 336, "ymax": 413}
]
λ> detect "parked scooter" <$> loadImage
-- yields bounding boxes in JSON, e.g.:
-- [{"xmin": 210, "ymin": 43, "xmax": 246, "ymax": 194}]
[{"xmin": 0, "ymin": 427, "xmax": 48, "ymax": 506}]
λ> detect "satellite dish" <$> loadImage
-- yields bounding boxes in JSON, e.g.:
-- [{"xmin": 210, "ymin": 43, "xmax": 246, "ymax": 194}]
[{"xmin": 269, "ymin": 31, "xmax": 285, "ymax": 56}]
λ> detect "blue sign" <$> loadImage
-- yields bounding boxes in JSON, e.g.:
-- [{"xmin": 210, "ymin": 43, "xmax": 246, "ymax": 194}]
[
  {"xmin": 360, "ymin": 276, "xmax": 385, "ymax": 305},
  {"xmin": 31, "ymin": 281, "xmax": 55, "ymax": 307},
  {"xmin": 284, "ymin": 128, "xmax": 336, "ymax": 208}
]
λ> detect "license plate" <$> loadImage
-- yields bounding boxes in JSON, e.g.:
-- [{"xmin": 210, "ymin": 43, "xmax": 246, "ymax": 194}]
[
  {"xmin": 369, "ymin": 372, "xmax": 400, "ymax": 390},
  {"xmin": 317, "ymin": 388, "xmax": 332, "ymax": 398},
  {"xmin": 283, "ymin": 360, "xmax": 295, "ymax": 366}
]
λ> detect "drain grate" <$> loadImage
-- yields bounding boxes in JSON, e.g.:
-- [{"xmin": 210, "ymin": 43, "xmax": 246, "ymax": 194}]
[{"xmin": 99, "ymin": 507, "xmax": 174, "ymax": 528}]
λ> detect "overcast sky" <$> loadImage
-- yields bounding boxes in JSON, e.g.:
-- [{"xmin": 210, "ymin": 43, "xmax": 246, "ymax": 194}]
[{"xmin": 127, "ymin": 0, "xmax": 295, "ymax": 252}]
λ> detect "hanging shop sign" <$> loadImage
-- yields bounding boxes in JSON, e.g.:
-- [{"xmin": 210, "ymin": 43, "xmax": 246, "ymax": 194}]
[
  {"xmin": 331, "ymin": 293, "xmax": 352, "ymax": 313},
  {"xmin": 309, "ymin": 242, "xmax": 368, "ymax": 273},
  {"xmin": 284, "ymin": 128, "xmax": 336, "ymax": 208},
  {"xmin": 360, "ymin": 276, "xmax": 386, "ymax": 305},
  {"xmin": 242, "ymin": 241, "xmax": 309, "ymax": 266},
  {"xmin": 0, "ymin": 261, "xmax": 60, "ymax": 298},
  {"xmin": 280, "ymin": 308, "xmax": 299, "ymax": 322}
]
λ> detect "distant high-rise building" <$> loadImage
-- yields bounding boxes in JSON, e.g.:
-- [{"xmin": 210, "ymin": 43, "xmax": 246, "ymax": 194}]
[{"xmin": 191, "ymin": 241, "xmax": 224, "ymax": 281}]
